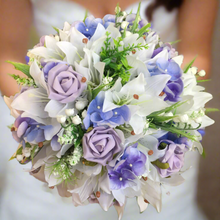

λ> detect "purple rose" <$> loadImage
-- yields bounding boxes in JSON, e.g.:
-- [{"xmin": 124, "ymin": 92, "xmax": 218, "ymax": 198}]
[
  {"xmin": 34, "ymin": 36, "xmax": 45, "ymax": 48},
  {"xmin": 47, "ymin": 63, "xmax": 87, "ymax": 103},
  {"xmin": 155, "ymin": 140, "xmax": 185, "ymax": 178},
  {"xmin": 82, "ymin": 127, "xmax": 122, "ymax": 166}
]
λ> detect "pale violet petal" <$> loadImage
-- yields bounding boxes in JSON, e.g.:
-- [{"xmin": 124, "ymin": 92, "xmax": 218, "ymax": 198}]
[
  {"xmin": 97, "ymin": 192, "xmax": 114, "ymax": 211},
  {"xmin": 112, "ymin": 190, "xmax": 126, "ymax": 206},
  {"xmin": 161, "ymin": 174, "xmax": 185, "ymax": 186}
]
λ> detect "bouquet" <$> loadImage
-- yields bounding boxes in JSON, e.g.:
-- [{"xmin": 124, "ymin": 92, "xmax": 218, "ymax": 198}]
[{"xmin": 4, "ymin": 4, "xmax": 215, "ymax": 219}]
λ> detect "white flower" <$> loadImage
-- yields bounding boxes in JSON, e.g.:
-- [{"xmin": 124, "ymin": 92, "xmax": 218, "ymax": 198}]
[
  {"xmin": 56, "ymin": 115, "xmax": 67, "ymax": 124},
  {"xmin": 122, "ymin": 11, "xmax": 127, "ymax": 16},
  {"xmin": 82, "ymin": 110, "xmax": 87, "ymax": 118},
  {"xmin": 190, "ymin": 66, "xmax": 198, "ymax": 75},
  {"xmin": 179, "ymin": 114, "xmax": 189, "ymax": 123},
  {"xmin": 16, "ymin": 155, "xmax": 23, "ymax": 161},
  {"xmin": 72, "ymin": 115, "xmax": 82, "ymax": 125},
  {"xmin": 75, "ymin": 100, "xmax": 88, "ymax": 110},
  {"xmin": 195, "ymin": 117, "xmax": 202, "ymax": 124},
  {"xmin": 198, "ymin": 70, "xmax": 206, "ymax": 77},
  {"xmin": 115, "ymin": 6, "xmax": 121, "ymax": 13},
  {"xmin": 121, "ymin": 21, "xmax": 129, "ymax": 30},
  {"xmin": 65, "ymin": 108, "xmax": 75, "ymax": 116},
  {"xmin": 22, "ymin": 148, "xmax": 31, "ymax": 157}
]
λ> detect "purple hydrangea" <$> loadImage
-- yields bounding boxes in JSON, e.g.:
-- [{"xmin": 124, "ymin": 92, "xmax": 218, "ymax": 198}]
[
  {"xmin": 126, "ymin": 14, "xmax": 148, "ymax": 29},
  {"xmin": 153, "ymin": 134, "xmax": 188, "ymax": 178},
  {"xmin": 103, "ymin": 14, "xmax": 116, "ymax": 28},
  {"xmin": 147, "ymin": 57, "xmax": 183, "ymax": 102},
  {"xmin": 83, "ymin": 91, "xmax": 130, "ymax": 129},
  {"xmin": 72, "ymin": 16, "xmax": 103, "ymax": 39},
  {"xmin": 108, "ymin": 143, "xmax": 146, "ymax": 190},
  {"xmin": 12, "ymin": 115, "xmax": 52, "ymax": 147}
]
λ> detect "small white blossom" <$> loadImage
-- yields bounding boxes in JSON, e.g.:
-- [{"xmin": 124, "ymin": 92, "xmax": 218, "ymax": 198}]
[
  {"xmin": 122, "ymin": 11, "xmax": 127, "ymax": 16},
  {"xmin": 179, "ymin": 114, "xmax": 189, "ymax": 123},
  {"xmin": 56, "ymin": 115, "xmax": 66, "ymax": 124},
  {"xmin": 75, "ymin": 100, "xmax": 88, "ymax": 110},
  {"xmin": 16, "ymin": 155, "xmax": 23, "ymax": 161},
  {"xmin": 195, "ymin": 117, "xmax": 202, "ymax": 124},
  {"xmin": 198, "ymin": 70, "xmax": 206, "ymax": 77},
  {"xmin": 115, "ymin": 6, "xmax": 121, "ymax": 13},
  {"xmin": 72, "ymin": 115, "xmax": 82, "ymax": 125},
  {"xmin": 190, "ymin": 66, "xmax": 198, "ymax": 75},
  {"xmin": 65, "ymin": 108, "xmax": 75, "ymax": 116},
  {"xmin": 121, "ymin": 21, "xmax": 129, "ymax": 30},
  {"xmin": 82, "ymin": 110, "xmax": 87, "ymax": 118},
  {"xmin": 22, "ymin": 148, "xmax": 31, "ymax": 158}
]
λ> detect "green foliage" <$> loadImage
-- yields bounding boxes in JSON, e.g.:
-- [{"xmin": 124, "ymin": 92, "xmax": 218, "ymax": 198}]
[
  {"xmin": 9, "ymin": 74, "xmax": 36, "ymax": 87},
  {"xmin": 137, "ymin": 23, "xmax": 151, "ymax": 38},
  {"xmin": 205, "ymin": 108, "xmax": 219, "ymax": 113},
  {"xmin": 7, "ymin": 61, "xmax": 32, "ymax": 78},
  {"xmin": 130, "ymin": 2, "xmax": 141, "ymax": 33},
  {"xmin": 52, "ymin": 26, "xmax": 59, "ymax": 34},
  {"xmin": 151, "ymin": 159, "xmax": 170, "ymax": 169},
  {"xmin": 83, "ymin": 10, "xmax": 88, "ymax": 23},
  {"xmin": 197, "ymin": 79, "xmax": 211, "ymax": 83},
  {"xmin": 183, "ymin": 55, "xmax": 198, "ymax": 73},
  {"xmin": 100, "ymin": 32, "xmax": 148, "ymax": 85}
]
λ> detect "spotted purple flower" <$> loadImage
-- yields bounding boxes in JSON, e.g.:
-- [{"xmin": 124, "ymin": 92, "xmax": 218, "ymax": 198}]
[
  {"xmin": 12, "ymin": 116, "xmax": 52, "ymax": 147},
  {"xmin": 108, "ymin": 168, "xmax": 136, "ymax": 190},
  {"xmin": 119, "ymin": 143, "xmax": 147, "ymax": 176},
  {"xmin": 72, "ymin": 15, "xmax": 103, "ymax": 39},
  {"xmin": 83, "ymin": 91, "xmax": 130, "ymax": 129}
]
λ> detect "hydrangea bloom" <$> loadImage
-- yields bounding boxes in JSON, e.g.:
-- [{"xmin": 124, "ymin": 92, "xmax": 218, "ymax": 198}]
[{"xmin": 83, "ymin": 91, "xmax": 130, "ymax": 129}]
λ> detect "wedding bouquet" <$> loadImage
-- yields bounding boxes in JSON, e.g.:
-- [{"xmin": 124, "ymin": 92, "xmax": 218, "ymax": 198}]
[{"xmin": 4, "ymin": 4, "xmax": 215, "ymax": 219}]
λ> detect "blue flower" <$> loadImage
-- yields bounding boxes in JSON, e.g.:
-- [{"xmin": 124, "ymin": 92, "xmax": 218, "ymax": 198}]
[
  {"xmin": 163, "ymin": 79, "xmax": 183, "ymax": 102},
  {"xmin": 108, "ymin": 143, "xmax": 146, "ymax": 190},
  {"xmin": 147, "ymin": 57, "xmax": 183, "ymax": 102},
  {"xmin": 108, "ymin": 168, "xmax": 136, "ymax": 190},
  {"xmin": 126, "ymin": 14, "xmax": 148, "ymax": 29},
  {"xmin": 119, "ymin": 143, "xmax": 147, "ymax": 176},
  {"xmin": 12, "ymin": 116, "xmax": 52, "ymax": 147},
  {"xmin": 83, "ymin": 91, "xmax": 130, "ymax": 129},
  {"xmin": 72, "ymin": 15, "xmax": 103, "ymax": 39},
  {"xmin": 103, "ymin": 14, "xmax": 116, "ymax": 28}
]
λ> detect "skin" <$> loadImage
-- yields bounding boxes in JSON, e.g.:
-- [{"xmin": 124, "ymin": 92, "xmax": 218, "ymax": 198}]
[{"xmin": 0, "ymin": 0, "xmax": 218, "ymax": 97}]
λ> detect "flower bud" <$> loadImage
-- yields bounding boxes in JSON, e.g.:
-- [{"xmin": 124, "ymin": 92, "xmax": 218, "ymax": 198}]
[
  {"xmin": 75, "ymin": 100, "xmax": 88, "ymax": 110},
  {"xmin": 22, "ymin": 148, "xmax": 31, "ymax": 157},
  {"xmin": 195, "ymin": 117, "xmax": 202, "ymax": 124},
  {"xmin": 72, "ymin": 115, "xmax": 82, "ymax": 125},
  {"xmin": 82, "ymin": 110, "xmax": 87, "ymax": 118},
  {"xmin": 179, "ymin": 114, "xmax": 189, "ymax": 123},
  {"xmin": 56, "ymin": 115, "xmax": 67, "ymax": 124},
  {"xmin": 121, "ymin": 21, "xmax": 129, "ymax": 30},
  {"xmin": 16, "ymin": 155, "xmax": 23, "ymax": 161},
  {"xmin": 198, "ymin": 70, "xmax": 206, "ymax": 77},
  {"xmin": 65, "ymin": 108, "xmax": 75, "ymax": 116},
  {"xmin": 115, "ymin": 6, "xmax": 121, "ymax": 13},
  {"xmin": 190, "ymin": 66, "xmax": 198, "ymax": 75},
  {"xmin": 122, "ymin": 11, "xmax": 127, "ymax": 16}
]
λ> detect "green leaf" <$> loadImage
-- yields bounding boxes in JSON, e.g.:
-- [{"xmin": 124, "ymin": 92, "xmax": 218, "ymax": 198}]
[
  {"xmin": 31, "ymin": 145, "xmax": 38, "ymax": 163},
  {"xmin": 121, "ymin": 57, "xmax": 129, "ymax": 68},
  {"xmin": 151, "ymin": 159, "xmax": 170, "ymax": 169},
  {"xmin": 183, "ymin": 55, "xmax": 198, "ymax": 73},
  {"xmin": 83, "ymin": 10, "xmax": 88, "ymax": 23},
  {"xmin": 130, "ymin": 2, "xmax": 141, "ymax": 33},
  {"xmin": 137, "ymin": 23, "xmax": 151, "ymax": 38},
  {"xmin": 201, "ymin": 148, "xmax": 206, "ymax": 158},
  {"xmin": 197, "ymin": 79, "xmax": 211, "ymax": 83},
  {"xmin": 149, "ymin": 115, "xmax": 177, "ymax": 122},
  {"xmin": 92, "ymin": 84, "xmax": 107, "ymax": 99},
  {"xmin": 147, "ymin": 100, "xmax": 188, "ymax": 117},
  {"xmin": 205, "ymin": 108, "xmax": 219, "ymax": 113},
  {"xmin": 7, "ymin": 61, "xmax": 32, "ymax": 78},
  {"xmin": 169, "ymin": 39, "xmax": 181, "ymax": 45},
  {"xmin": 52, "ymin": 26, "xmax": 59, "ymax": 34}
]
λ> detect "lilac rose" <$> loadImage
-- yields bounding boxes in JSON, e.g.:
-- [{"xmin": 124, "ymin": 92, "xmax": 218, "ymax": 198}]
[
  {"xmin": 47, "ymin": 63, "xmax": 87, "ymax": 103},
  {"xmin": 82, "ymin": 127, "xmax": 122, "ymax": 166},
  {"xmin": 154, "ymin": 140, "xmax": 185, "ymax": 178}
]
